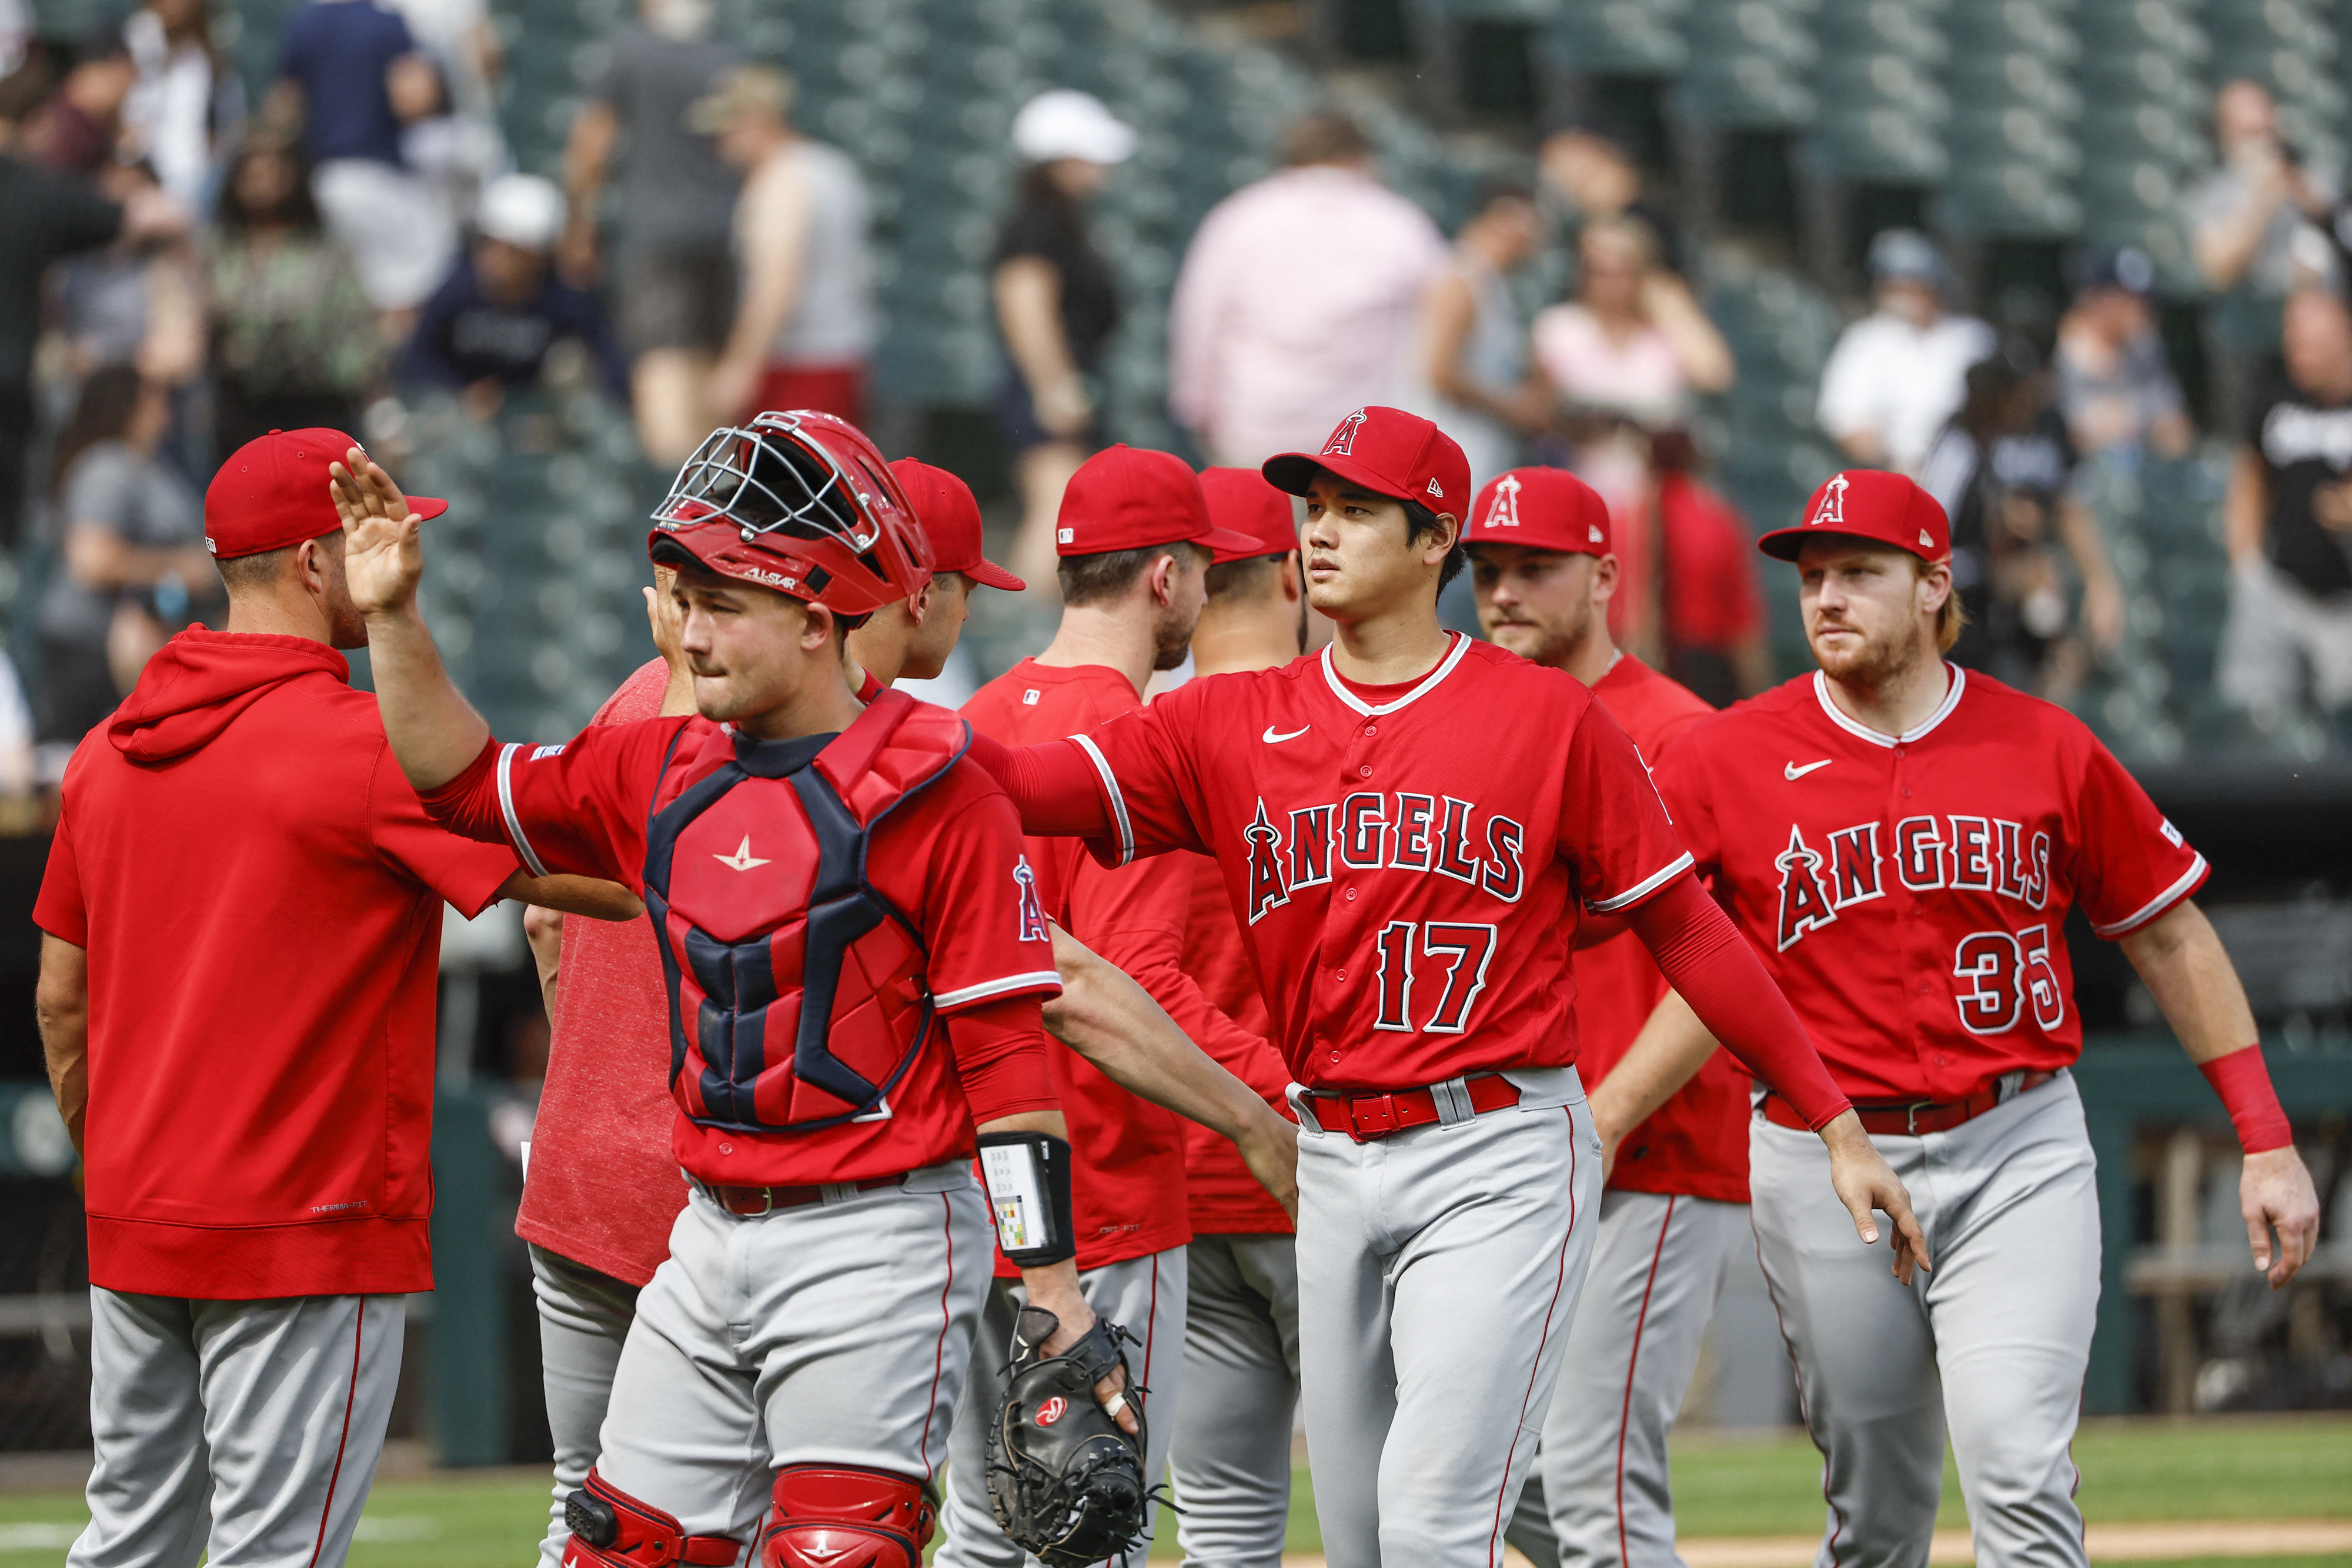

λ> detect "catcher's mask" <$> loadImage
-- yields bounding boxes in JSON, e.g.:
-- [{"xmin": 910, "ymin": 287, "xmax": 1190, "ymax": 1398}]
[{"xmin": 650, "ymin": 409, "xmax": 932, "ymax": 617}]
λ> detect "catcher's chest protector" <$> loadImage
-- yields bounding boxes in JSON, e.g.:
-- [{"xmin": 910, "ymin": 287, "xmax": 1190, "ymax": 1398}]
[{"xmin": 642, "ymin": 690, "xmax": 970, "ymax": 1134}]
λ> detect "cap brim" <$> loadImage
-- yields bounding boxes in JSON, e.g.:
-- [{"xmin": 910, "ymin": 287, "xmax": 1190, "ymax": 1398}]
[
  {"xmin": 1195, "ymin": 523, "xmax": 1262, "ymax": 557},
  {"xmin": 960, "ymin": 557, "xmax": 1027, "ymax": 592},
  {"xmin": 1756, "ymin": 525, "xmax": 1937, "ymax": 563},
  {"xmin": 1262, "ymin": 451, "xmax": 1416, "ymax": 507},
  {"xmin": 407, "ymin": 495, "xmax": 449, "ymax": 521}
]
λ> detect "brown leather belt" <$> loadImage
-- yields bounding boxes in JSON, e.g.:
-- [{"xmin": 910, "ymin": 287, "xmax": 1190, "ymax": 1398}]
[
  {"xmin": 1303, "ymin": 1074, "xmax": 1522, "ymax": 1143},
  {"xmin": 1764, "ymin": 1070, "xmax": 2057, "ymax": 1137},
  {"xmin": 691, "ymin": 1174, "xmax": 905, "ymax": 1216}
]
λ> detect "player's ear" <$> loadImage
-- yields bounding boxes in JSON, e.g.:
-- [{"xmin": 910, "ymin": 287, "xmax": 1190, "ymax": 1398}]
[
  {"xmin": 1279, "ymin": 550, "xmax": 1302, "ymax": 603},
  {"xmin": 1591, "ymin": 551, "xmax": 1620, "ymax": 603}
]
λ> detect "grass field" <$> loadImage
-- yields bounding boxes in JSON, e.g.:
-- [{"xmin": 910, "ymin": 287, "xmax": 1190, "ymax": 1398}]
[{"xmin": 0, "ymin": 1416, "xmax": 2344, "ymax": 1563}]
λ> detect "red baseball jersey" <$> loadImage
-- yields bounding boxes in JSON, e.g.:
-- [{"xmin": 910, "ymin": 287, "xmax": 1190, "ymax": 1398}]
[
  {"xmin": 1060, "ymin": 634, "xmax": 1693, "ymax": 1091},
  {"xmin": 514, "ymin": 658, "xmax": 685, "ymax": 1288},
  {"xmin": 1577, "ymin": 654, "xmax": 1750, "ymax": 1203},
  {"xmin": 34, "ymin": 631, "xmax": 517, "ymax": 1299},
  {"xmin": 1180, "ymin": 852, "xmax": 1295, "ymax": 1234},
  {"xmin": 964, "ymin": 659, "xmax": 1199, "ymax": 1272},
  {"xmin": 1652, "ymin": 667, "xmax": 2208, "ymax": 1104},
  {"xmin": 422, "ymin": 710, "xmax": 1062, "ymax": 1188}
]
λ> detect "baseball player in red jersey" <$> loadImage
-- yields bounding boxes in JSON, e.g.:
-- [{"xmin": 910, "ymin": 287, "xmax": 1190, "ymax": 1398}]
[
  {"xmin": 944, "ymin": 444, "xmax": 1278, "ymax": 1568},
  {"xmin": 1165, "ymin": 467, "xmax": 1309, "ymax": 1568},
  {"xmin": 1461, "ymin": 467, "xmax": 1751, "ymax": 1568},
  {"xmin": 517, "ymin": 457, "xmax": 1032, "ymax": 1568},
  {"xmin": 1617, "ymin": 469, "xmax": 2323, "ymax": 1568},
  {"xmin": 962, "ymin": 406, "xmax": 1926, "ymax": 1567},
  {"xmin": 848, "ymin": 461, "xmax": 1028, "ymax": 696},
  {"xmin": 338, "ymin": 411, "xmax": 1138, "ymax": 1568}
]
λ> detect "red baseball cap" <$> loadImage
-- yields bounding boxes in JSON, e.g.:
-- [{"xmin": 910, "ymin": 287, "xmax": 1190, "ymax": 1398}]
[
  {"xmin": 1758, "ymin": 469, "xmax": 1950, "ymax": 564},
  {"xmin": 203, "ymin": 429, "xmax": 446, "ymax": 560},
  {"xmin": 1197, "ymin": 467, "xmax": 1298, "ymax": 563},
  {"xmin": 1262, "ymin": 406, "xmax": 1472, "ymax": 516},
  {"xmin": 1464, "ymin": 467, "xmax": 1611, "ymax": 557},
  {"xmin": 1054, "ymin": 444, "xmax": 1258, "ymax": 558},
  {"xmin": 888, "ymin": 458, "xmax": 1023, "ymax": 591}
]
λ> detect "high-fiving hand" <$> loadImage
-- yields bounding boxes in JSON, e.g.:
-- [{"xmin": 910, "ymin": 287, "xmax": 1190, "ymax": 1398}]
[{"xmin": 329, "ymin": 447, "xmax": 426, "ymax": 619}]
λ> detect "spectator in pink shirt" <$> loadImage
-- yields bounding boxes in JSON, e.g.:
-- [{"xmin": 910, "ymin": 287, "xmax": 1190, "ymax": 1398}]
[{"xmin": 1168, "ymin": 111, "xmax": 1446, "ymax": 466}]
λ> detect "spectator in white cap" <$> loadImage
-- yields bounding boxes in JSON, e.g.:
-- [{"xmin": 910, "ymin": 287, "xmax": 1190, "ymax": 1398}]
[
  {"xmin": 1815, "ymin": 228, "xmax": 1994, "ymax": 475},
  {"xmin": 697, "ymin": 63, "xmax": 876, "ymax": 428},
  {"xmin": 994, "ymin": 87, "xmax": 1135, "ymax": 589},
  {"xmin": 396, "ymin": 172, "xmax": 626, "ymax": 406}
]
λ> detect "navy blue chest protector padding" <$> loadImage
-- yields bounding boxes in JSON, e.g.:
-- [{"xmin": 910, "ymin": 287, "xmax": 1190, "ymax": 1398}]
[{"xmin": 639, "ymin": 717, "xmax": 962, "ymax": 1135}]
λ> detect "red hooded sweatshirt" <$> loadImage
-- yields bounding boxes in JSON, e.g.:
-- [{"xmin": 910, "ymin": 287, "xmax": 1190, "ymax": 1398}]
[{"xmin": 34, "ymin": 629, "xmax": 517, "ymax": 1299}]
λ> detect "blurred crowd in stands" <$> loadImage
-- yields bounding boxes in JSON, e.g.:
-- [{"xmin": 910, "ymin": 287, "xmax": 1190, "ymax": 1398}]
[{"xmin": 5, "ymin": 0, "xmax": 2352, "ymax": 797}]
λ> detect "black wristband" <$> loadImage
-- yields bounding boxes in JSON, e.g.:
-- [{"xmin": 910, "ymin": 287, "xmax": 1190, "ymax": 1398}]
[{"xmin": 976, "ymin": 1130, "xmax": 1076, "ymax": 1267}]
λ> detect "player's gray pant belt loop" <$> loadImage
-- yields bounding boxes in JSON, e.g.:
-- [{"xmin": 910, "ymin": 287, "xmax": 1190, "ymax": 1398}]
[{"xmin": 1430, "ymin": 1076, "xmax": 1476, "ymax": 1125}]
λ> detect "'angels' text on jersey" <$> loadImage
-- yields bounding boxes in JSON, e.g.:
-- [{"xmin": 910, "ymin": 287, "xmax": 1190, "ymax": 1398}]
[
  {"xmin": 1239, "ymin": 792, "xmax": 1529, "ymax": 924},
  {"xmin": 1775, "ymin": 813, "xmax": 2052, "ymax": 951}
]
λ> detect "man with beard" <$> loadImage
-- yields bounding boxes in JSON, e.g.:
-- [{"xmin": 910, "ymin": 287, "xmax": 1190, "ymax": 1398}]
[
  {"xmin": 1610, "ymin": 468, "xmax": 2321, "ymax": 1568},
  {"xmin": 1463, "ymin": 467, "xmax": 1748, "ymax": 1568},
  {"xmin": 942, "ymin": 444, "xmax": 1265, "ymax": 1566}
]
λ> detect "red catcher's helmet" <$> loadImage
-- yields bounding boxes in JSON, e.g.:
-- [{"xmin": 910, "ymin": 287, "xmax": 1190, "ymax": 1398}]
[{"xmin": 649, "ymin": 410, "xmax": 931, "ymax": 616}]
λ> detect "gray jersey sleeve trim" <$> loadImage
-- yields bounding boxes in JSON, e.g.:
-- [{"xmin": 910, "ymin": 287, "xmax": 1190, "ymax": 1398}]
[
  {"xmin": 2089, "ymin": 854, "xmax": 2208, "ymax": 937},
  {"xmin": 1068, "ymin": 734, "xmax": 1134, "ymax": 867},
  {"xmin": 496, "ymin": 743, "xmax": 552, "ymax": 878},
  {"xmin": 1588, "ymin": 851, "xmax": 1695, "ymax": 914},
  {"xmin": 934, "ymin": 971, "xmax": 1062, "ymax": 1009}
]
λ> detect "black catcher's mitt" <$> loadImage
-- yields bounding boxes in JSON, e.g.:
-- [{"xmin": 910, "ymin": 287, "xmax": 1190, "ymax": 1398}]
[{"xmin": 984, "ymin": 1304, "xmax": 1151, "ymax": 1567}]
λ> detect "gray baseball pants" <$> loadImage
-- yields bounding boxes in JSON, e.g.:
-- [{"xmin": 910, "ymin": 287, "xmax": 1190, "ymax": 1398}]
[
  {"xmin": 529, "ymin": 1245, "xmax": 643, "ymax": 1568},
  {"xmin": 936, "ymin": 1245, "xmax": 1190, "ymax": 1568},
  {"xmin": 1749, "ymin": 1071, "xmax": 2099, "ymax": 1568},
  {"xmin": 1502, "ymin": 1190, "xmax": 1750, "ymax": 1568},
  {"xmin": 71, "ymin": 1289, "xmax": 405, "ymax": 1568},
  {"xmin": 1292, "ymin": 1068, "xmax": 1601, "ymax": 1568},
  {"xmin": 589, "ymin": 1164, "xmax": 992, "ymax": 1548},
  {"xmin": 1168, "ymin": 1232, "xmax": 1301, "ymax": 1567}
]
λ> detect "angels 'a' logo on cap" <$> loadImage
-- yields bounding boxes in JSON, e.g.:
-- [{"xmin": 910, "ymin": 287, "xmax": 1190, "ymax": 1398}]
[
  {"xmin": 1426, "ymin": 478, "xmax": 1443, "ymax": 499},
  {"xmin": 1483, "ymin": 472, "xmax": 1522, "ymax": 528},
  {"xmin": 1810, "ymin": 473, "xmax": 1849, "ymax": 527},
  {"xmin": 1324, "ymin": 408, "xmax": 1369, "ymax": 456}
]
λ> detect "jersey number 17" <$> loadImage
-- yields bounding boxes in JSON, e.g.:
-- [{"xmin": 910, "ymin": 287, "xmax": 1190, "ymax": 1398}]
[{"xmin": 1372, "ymin": 921, "xmax": 1498, "ymax": 1034}]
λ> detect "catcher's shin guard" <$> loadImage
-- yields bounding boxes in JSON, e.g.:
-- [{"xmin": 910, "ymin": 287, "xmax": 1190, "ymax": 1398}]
[
  {"xmin": 561, "ymin": 1469, "xmax": 741, "ymax": 1568},
  {"xmin": 759, "ymin": 1466, "xmax": 936, "ymax": 1568}
]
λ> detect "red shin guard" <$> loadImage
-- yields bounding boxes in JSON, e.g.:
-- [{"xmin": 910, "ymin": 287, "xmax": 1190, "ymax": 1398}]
[
  {"xmin": 760, "ymin": 1466, "xmax": 935, "ymax": 1568},
  {"xmin": 561, "ymin": 1469, "xmax": 740, "ymax": 1568}
]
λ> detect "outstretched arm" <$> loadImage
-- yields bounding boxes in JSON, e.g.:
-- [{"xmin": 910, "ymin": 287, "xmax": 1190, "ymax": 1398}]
[
  {"xmin": 1041, "ymin": 924, "xmax": 1297, "ymax": 1219},
  {"xmin": 2120, "ymin": 899, "xmax": 2320, "ymax": 1288},
  {"xmin": 1584, "ymin": 988, "xmax": 1713, "ymax": 1176},
  {"xmin": 332, "ymin": 450, "xmax": 492, "ymax": 791},
  {"xmin": 963, "ymin": 730, "xmax": 1117, "ymax": 838},
  {"xmin": 1623, "ymin": 874, "xmax": 1931, "ymax": 1283}
]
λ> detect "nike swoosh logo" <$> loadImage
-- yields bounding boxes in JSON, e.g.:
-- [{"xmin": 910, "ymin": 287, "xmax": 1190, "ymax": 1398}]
[
  {"xmin": 1262, "ymin": 724, "xmax": 1311, "ymax": 744},
  {"xmin": 1785, "ymin": 760, "xmax": 1833, "ymax": 781}
]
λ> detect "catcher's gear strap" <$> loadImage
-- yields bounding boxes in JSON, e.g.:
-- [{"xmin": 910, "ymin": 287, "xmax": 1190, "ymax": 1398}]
[
  {"xmin": 976, "ymin": 1130, "xmax": 1076, "ymax": 1266},
  {"xmin": 987, "ymin": 1306, "xmax": 1151, "ymax": 1567},
  {"xmin": 562, "ymin": 1470, "xmax": 739, "ymax": 1568},
  {"xmin": 760, "ymin": 1465, "xmax": 935, "ymax": 1568}
]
